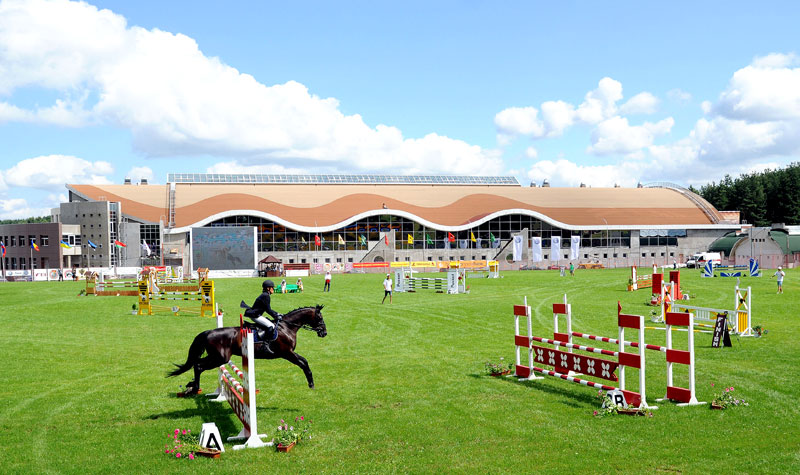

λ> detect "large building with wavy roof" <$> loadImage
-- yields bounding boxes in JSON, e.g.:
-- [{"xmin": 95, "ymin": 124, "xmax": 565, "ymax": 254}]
[{"xmin": 58, "ymin": 174, "xmax": 741, "ymax": 271}]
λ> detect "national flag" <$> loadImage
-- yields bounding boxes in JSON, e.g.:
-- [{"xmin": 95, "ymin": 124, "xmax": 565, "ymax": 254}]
[
  {"xmin": 141, "ymin": 240, "xmax": 151, "ymax": 256},
  {"xmin": 114, "ymin": 240, "xmax": 126, "ymax": 248},
  {"xmin": 88, "ymin": 240, "xmax": 97, "ymax": 249},
  {"xmin": 301, "ymin": 236, "xmax": 307, "ymax": 244},
  {"xmin": 31, "ymin": 241, "xmax": 40, "ymax": 251},
  {"xmin": 490, "ymin": 233, "xmax": 497, "ymax": 244},
  {"xmin": 384, "ymin": 235, "xmax": 389, "ymax": 246},
  {"xmin": 359, "ymin": 234, "xmax": 366, "ymax": 246},
  {"xmin": 60, "ymin": 240, "xmax": 72, "ymax": 249},
  {"xmin": 470, "ymin": 231, "xmax": 476, "ymax": 243},
  {"xmin": 407, "ymin": 234, "xmax": 414, "ymax": 245},
  {"xmin": 338, "ymin": 235, "xmax": 345, "ymax": 245},
  {"xmin": 314, "ymin": 235, "xmax": 321, "ymax": 246},
  {"xmin": 447, "ymin": 232, "xmax": 455, "ymax": 242},
  {"xmin": 0, "ymin": 241, "xmax": 5, "ymax": 258},
  {"xmin": 426, "ymin": 234, "xmax": 433, "ymax": 246}
]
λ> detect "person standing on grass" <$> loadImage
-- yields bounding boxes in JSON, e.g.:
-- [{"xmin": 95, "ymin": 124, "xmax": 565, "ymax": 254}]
[
  {"xmin": 382, "ymin": 273, "xmax": 393, "ymax": 304},
  {"xmin": 323, "ymin": 269, "xmax": 332, "ymax": 292},
  {"xmin": 773, "ymin": 266, "xmax": 785, "ymax": 294},
  {"xmin": 58, "ymin": 268, "xmax": 63, "ymax": 281},
  {"xmin": 569, "ymin": 262, "xmax": 575, "ymax": 277}
]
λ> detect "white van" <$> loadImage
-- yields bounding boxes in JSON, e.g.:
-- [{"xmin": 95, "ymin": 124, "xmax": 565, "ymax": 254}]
[{"xmin": 686, "ymin": 252, "xmax": 722, "ymax": 268}]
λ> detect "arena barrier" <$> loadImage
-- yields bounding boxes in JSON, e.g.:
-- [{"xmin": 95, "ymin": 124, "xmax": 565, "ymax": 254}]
[
  {"xmin": 628, "ymin": 264, "xmax": 658, "ymax": 291},
  {"xmin": 207, "ymin": 313, "xmax": 271, "ymax": 450},
  {"xmin": 86, "ymin": 267, "xmax": 208, "ymax": 296},
  {"xmin": 394, "ymin": 268, "xmax": 464, "ymax": 294},
  {"xmin": 514, "ymin": 296, "xmax": 704, "ymax": 408},
  {"xmin": 669, "ymin": 281, "xmax": 753, "ymax": 337},
  {"xmin": 137, "ymin": 278, "xmax": 215, "ymax": 316},
  {"xmin": 702, "ymin": 259, "xmax": 761, "ymax": 278}
]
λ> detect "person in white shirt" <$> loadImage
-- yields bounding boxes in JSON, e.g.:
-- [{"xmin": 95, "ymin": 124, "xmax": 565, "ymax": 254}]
[
  {"xmin": 382, "ymin": 273, "xmax": 393, "ymax": 304},
  {"xmin": 323, "ymin": 270, "xmax": 332, "ymax": 292},
  {"xmin": 773, "ymin": 266, "xmax": 785, "ymax": 294}
]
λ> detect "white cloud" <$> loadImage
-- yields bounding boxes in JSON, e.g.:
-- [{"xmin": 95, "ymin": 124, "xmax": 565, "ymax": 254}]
[
  {"xmin": 3, "ymin": 155, "xmax": 114, "ymax": 189},
  {"xmin": 667, "ymin": 88, "xmax": 692, "ymax": 103},
  {"xmin": 714, "ymin": 53, "xmax": 800, "ymax": 122},
  {"xmin": 207, "ymin": 161, "xmax": 312, "ymax": 175},
  {"xmin": 620, "ymin": 92, "xmax": 659, "ymax": 115},
  {"xmin": 495, "ymin": 77, "xmax": 626, "ymax": 142},
  {"xmin": 0, "ymin": 198, "xmax": 51, "ymax": 219},
  {"xmin": 524, "ymin": 146, "xmax": 538, "ymax": 159},
  {"xmin": 0, "ymin": 0, "xmax": 500, "ymax": 176},
  {"xmin": 125, "ymin": 166, "xmax": 154, "ymax": 183},
  {"xmin": 587, "ymin": 117, "xmax": 674, "ymax": 156},
  {"xmin": 526, "ymin": 159, "xmax": 646, "ymax": 188}
]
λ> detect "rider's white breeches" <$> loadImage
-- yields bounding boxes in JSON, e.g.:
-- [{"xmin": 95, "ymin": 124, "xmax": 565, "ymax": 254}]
[{"xmin": 254, "ymin": 316, "xmax": 275, "ymax": 330}]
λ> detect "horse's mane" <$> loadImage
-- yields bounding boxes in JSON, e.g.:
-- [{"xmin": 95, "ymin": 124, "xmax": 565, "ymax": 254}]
[
  {"xmin": 285, "ymin": 305, "xmax": 323, "ymax": 316},
  {"xmin": 282, "ymin": 305, "xmax": 324, "ymax": 331}
]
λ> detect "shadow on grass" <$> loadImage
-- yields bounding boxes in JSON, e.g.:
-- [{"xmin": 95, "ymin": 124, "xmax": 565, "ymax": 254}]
[
  {"xmin": 148, "ymin": 391, "xmax": 295, "ymax": 439},
  {"xmin": 469, "ymin": 372, "xmax": 598, "ymax": 408}
]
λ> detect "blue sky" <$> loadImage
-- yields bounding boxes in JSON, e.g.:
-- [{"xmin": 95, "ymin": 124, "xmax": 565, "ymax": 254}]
[{"xmin": 1, "ymin": 0, "xmax": 799, "ymax": 218}]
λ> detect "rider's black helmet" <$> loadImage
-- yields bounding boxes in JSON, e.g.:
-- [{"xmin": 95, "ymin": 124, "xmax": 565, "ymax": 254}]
[{"xmin": 262, "ymin": 280, "xmax": 275, "ymax": 291}]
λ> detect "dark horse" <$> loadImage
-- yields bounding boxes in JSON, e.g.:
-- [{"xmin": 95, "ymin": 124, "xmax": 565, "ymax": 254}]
[{"xmin": 168, "ymin": 305, "xmax": 327, "ymax": 394}]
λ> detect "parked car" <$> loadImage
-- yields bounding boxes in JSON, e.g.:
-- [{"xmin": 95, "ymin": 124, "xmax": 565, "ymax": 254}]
[{"xmin": 686, "ymin": 252, "xmax": 722, "ymax": 268}]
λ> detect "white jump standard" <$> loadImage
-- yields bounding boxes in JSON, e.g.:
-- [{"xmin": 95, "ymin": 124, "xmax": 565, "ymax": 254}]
[{"xmin": 207, "ymin": 313, "xmax": 271, "ymax": 450}]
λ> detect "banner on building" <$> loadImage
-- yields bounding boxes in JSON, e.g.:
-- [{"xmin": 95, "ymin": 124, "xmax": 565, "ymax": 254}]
[
  {"xmin": 570, "ymin": 236, "xmax": 581, "ymax": 260},
  {"xmin": 550, "ymin": 236, "xmax": 561, "ymax": 261},
  {"xmin": 531, "ymin": 237, "xmax": 542, "ymax": 262},
  {"xmin": 512, "ymin": 235, "xmax": 523, "ymax": 262}
]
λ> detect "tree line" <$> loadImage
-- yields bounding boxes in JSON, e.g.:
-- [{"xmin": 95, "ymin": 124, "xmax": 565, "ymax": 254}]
[
  {"xmin": 0, "ymin": 216, "xmax": 51, "ymax": 225},
  {"xmin": 690, "ymin": 162, "xmax": 800, "ymax": 227}
]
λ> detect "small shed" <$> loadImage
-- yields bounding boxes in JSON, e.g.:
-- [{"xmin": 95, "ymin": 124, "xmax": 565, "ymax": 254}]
[{"xmin": 259, "ymin": 255, "xmax": 283, "ymax": 277}]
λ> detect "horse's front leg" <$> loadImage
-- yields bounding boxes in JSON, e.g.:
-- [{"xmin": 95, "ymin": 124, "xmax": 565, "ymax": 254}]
[{"xmin": 283, "ymin": 351, "xmax": 314, "ymax": 389}]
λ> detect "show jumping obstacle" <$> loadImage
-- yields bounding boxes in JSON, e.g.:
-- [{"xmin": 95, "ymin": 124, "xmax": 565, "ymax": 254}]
[
  {"xmin": 628, "ymin": 264, "xmax": 658, "ymax": 291},
  {"xmin": 137, "ymin": 277, "xmax": 215, "ymax": 316},
  {"xmin": 207, "ymin": 313, "xmax": 272, "ymax": 450},
  {"xmin": 86, "ymin": 267, "xmax": 208, "ymax": 296},
  {"xmin": 702, "ymin": 259, "xmax": 761, "ymax": 278},
  {"xmin": 393, "ymin": 268, "xmax": 464, "ymax": 294},
  {"xmin": 669, "ymin": 281, "xmax": 753, "ymax": 337},
  {"xmin": 513, "ymin": 296, "xmax": 704, "ymax": 408}
]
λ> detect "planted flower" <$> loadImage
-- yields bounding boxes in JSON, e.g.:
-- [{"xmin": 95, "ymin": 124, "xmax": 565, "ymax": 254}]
[
  {"xmin": 274, "ymin": 416, "xmax": 313, "ymax": 452},
  {"xmin": 484, "ymin": 358, "xmax": 513, "ymax": 376},
  {"xmin": 710, "ymin": 383, "xmax": 749, "ymax": 409}
]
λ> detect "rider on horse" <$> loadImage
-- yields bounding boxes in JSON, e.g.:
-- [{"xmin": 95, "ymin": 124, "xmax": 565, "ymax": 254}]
[{"xmin": 242, "ymin": 280, "xmax": 283, "ymax": 347}]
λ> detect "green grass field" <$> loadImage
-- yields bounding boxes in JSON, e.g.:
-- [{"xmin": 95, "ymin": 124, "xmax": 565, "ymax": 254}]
[{"xmin": 1, "ymin": 268, "xmax": 798, "ymax": 473}]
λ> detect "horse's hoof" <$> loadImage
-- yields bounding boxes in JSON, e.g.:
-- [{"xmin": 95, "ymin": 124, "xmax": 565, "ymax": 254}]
[{"xmin": 308, "ymin": 383, "xmax": 315, "ymax": 389}]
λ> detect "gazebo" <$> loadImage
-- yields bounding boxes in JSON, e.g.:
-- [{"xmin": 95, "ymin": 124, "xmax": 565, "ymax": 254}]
[{"xmin": 258, "ymin": 255, "xmax": 283, "ymax": 277}]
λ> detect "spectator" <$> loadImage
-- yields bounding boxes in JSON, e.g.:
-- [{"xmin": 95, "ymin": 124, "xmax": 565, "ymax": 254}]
[
  {"xmin": 323, "ymin": 269, "xmax": 332, "ymax": 292},
  {"xmin": 773, "ymin": 266, "xmax": 785, "ymax": 294},
  {"xmin": 382, "ymin": 273, "xmax": 393, "ymax": 304}
]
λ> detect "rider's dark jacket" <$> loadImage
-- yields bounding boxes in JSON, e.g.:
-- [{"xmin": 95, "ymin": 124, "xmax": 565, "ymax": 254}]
[{"xmin": 244, "ymin": 291, "xmax": 280, "ymax": 321}]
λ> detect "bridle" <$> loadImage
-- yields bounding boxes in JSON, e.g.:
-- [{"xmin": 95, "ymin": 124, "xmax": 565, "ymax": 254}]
[{"xmin": 280, "ymin": 308, "xmax": 325, "ymax": 334}]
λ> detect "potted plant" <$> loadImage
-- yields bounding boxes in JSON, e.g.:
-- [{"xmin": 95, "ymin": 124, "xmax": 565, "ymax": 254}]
[
  {"xmin": 131, "ymin": 303, "xmax": 138, "ymax": 315},
  {"xmin": 164, "ymin": 428, "xmax": 220, "ymax": 460},
  {"xmin": 484, "ymin": 358, "xmax": 513, "ymax": 377},
  {"xmin": 710, "ymin": 383, "xmax": 748, "ymax": 409},
  {"xmin": 627, "ymin": 278, "xmax": 634, "ymax": 291},
  {"xmin": 274, "ymin": 416, "xmax": 313, "ymax": 452},
  {"xmin": 752, "ymin": 325, "xmax": 768, "ymax": 337}
]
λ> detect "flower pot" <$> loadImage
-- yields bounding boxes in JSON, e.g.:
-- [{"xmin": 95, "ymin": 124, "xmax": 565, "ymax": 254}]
[
  {"xmin": 194, "ymin": 448, "xmax": 221, "ymax": 459},
  {"xmin": 710, "ymin": 403, "xmax": 725, "ymax": 410},
  {"xmin": 490, "ymin": 370, "xmax": 511, "ymax": 377},
  {"xmin": 276, "ymin": 441, "xmax": 296, "ymax": 452},
  {"xmin": 617, "ymin": 408, "xmax": 644, "ymax": 416}
]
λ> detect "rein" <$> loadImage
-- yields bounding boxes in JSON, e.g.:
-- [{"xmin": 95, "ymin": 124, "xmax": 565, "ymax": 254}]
[{"xmin": 280, "ymin": 307, "xmax": 324, "ymax": 333}]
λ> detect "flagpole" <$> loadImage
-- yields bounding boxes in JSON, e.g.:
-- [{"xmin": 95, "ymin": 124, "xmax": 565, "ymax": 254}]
[{"xmin": 30, "ymin": 243, "xmax": 33, "ymax": 281}]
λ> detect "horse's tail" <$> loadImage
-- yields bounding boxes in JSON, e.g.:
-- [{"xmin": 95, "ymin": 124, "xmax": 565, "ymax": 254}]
[{"xmin": 166, "ymin": 331, "xmax": 209, "ymax": 378}]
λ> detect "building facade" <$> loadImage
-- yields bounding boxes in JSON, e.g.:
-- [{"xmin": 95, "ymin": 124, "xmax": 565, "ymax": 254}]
[{"xmin": 61, "ymin": 174, "xmax": 743, "ymax": 273}]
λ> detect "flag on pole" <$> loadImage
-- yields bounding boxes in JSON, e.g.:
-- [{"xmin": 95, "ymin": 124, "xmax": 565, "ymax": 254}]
[
  {"xmin": 88, "ymin": 240, "xmax": 97, "ymax": 249},
  {"xmin": 512, "ymin": 235, "xmax": 523, "ymax": 261},
  {"xmin": 384, "ymin": 235, "xmax": 389, "ymax": 246},
  {"xmin": 359, "ymin": 234, "xmax": 366, "ymax": 246},
  {"xmin": 490, "ymin": 233, "xmax": 496, "ymax": 244},
  {"xmin": 407, "ymin": 234, "xmax": 414, "ymax": 245},
  {"xmin": 470, "ymin": 231, "xmax": 476, "ymax": 243},
  {"xmin": 61, "ymin": 240, "xmax": 72, "ymax": 249},
  {"xmin": 426, "ymin": 234, "xmax": 433, "ymax": 246},
  {"xmin": 447, "ymin": 232, "xmax": 455, "ymax": 242},
  {"xmin": 550, "ymin": 236, "xmax": 561, "ymax": 261},
  {"xmin": 0, "ymin": 241, "xmax": 5, "ymax": 258},
  {"xmin": 531, "ymin": 237, "xmax": 543, "ymax": 262},
  {"xmin": 114, "ymin": 240, "xmax": 126, "ymax": 248},
  {"xmin": 314, "ymin": 235, "xmax": 321, "ymax": 246},
  {"xmin": 301, "ymin": 236, "xmax": 307, "ymax": 244},
  {"xmin": 31, "ymin": 241, "xmax": 40, "ymax": 251},
  {"xmin": 338, "ymin": 235, "xmax": 345, "ymax": 245},
  {"xmin": 570, "ymin": 236, "xmax": 581, "ymax": 260},
  {"xmin": 141, "ymin": 240, "xmax": 151, "ymax": 256}
]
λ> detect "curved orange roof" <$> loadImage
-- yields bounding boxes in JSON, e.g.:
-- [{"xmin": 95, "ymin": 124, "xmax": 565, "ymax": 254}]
[{"xmin": 68, "ymin": 183, "xmax": 725, "ymax": 230}]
